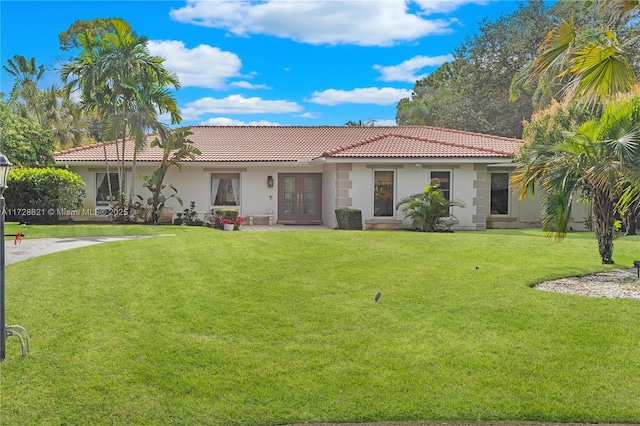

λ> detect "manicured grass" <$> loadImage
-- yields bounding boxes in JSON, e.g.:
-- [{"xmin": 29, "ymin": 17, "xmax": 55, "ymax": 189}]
[{"xmin": 1, "ymin": 228, "xmax": 640, "ymax": 425}]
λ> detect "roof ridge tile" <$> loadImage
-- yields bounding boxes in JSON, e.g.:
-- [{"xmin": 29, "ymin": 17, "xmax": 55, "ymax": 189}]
[
  {"xmin": 322, "ymin": 132, "xmax": 394, "ymax": 157},
  {"xmin": 394, "ymin": 133, "xmax": 515, "ymax": 156},
  {"xmin": 54, "ymin": 139, "xmax": 120, "ymax": 156}
]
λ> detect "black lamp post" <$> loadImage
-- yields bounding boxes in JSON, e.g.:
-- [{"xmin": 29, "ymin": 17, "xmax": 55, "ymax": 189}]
[{"xmin": 0, "ymin": 153, "xmax": 13, "ymax": 361}]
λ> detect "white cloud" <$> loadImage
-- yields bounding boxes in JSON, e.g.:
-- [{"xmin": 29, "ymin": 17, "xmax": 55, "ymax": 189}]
[
  {"xmin": 297, "ymin": 112, "xmax": 321, "ymax": 119},
  {"xmin": 148, "ymin": 40, "xmax": 242, "ymax": 89},
  {"xmin": 229, "ymin": 81, "xmax": 270, "ymax": 89},
  {"xmin": 199, "ymin": 117, "xmax": 282, "ymax": 126},
  {"xmin": 414, "ymin": 0, "xmax": 489, "ymax": 14},
  {"xmin": 374, "ymin": 54, "xmax": 453, "ymax": 82},
  {"xmin": 182, "ymin": 94, "xmax": 303, "ymax": 119},
  {"xmin": 170, "ymin": 0, "xmax": 456, "ymax": 46},
  {"xmin": 309, "ymin": 87, "xmax": 411, "ymax": 106}
]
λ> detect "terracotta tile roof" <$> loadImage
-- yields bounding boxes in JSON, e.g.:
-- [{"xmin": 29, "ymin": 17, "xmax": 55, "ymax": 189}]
[{"xmin": 54, "ymin": 126, "xmax": 523, "ymax": 163}]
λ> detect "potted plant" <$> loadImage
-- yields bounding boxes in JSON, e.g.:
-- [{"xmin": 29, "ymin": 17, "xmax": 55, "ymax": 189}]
[{"xmin": 221, "ymin": 218, "xmax": 235, "ymax": 231}]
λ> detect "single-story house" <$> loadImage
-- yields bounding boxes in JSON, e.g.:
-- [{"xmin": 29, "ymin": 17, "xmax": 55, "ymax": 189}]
[{"xmin": 53, "ymin": 125, "xmax": 588, "ymax": 230}]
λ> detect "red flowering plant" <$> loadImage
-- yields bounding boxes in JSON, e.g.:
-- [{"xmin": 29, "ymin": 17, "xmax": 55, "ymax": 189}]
[
  {"xmin": 218, "ymin": 208, "xmax": 241, "ymax": 230},
  {"xmin": 235, "ymin": 216, "xmax": 244, "ymax": 230}
]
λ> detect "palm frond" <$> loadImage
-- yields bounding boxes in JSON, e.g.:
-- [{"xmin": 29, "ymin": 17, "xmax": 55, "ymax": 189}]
[{"xmin": 569, "ymin": 33, "xmax": 636, "ymax": 105}]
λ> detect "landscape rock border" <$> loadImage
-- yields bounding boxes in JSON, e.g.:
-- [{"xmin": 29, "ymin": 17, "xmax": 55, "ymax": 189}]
[{"xmin": 533, "ymin": 268, "xmax": 640, "ymax": 299}]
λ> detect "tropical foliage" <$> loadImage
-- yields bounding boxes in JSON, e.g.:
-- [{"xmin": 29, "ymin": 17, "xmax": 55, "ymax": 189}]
[
  {"xmin": 3, "ymin": 56, "xmax": 89, "ymax": 150},
  {"xmin": 0, "ymin": 99, "xmax": 55, "ymax": 166},
  {"xmin": 61, "ymin": 19, "xmax": 181, "ymax": 217},
  {"xmin": 511, "ymin": 0, "xmax": 640, "ymax": 109},
  {"xmin": 513, "ymin": 94, "xmax": 640, "ymax": 264},
  {"xmin": 137, "ymin": 127, "xmax": 201, "ymax": 223},
  {"xmin": 58, "ymin": 18, "xmax": 132, "ymax": 51},
  {"xmin": 396, "ymin": 178, "xmax": 465, "ymax": 232}
]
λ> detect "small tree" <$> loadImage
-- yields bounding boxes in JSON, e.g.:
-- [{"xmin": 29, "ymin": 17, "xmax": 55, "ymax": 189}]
[
  {"xmin": 136, "ymin": 175, "xmax": 182, "ymax": 223},
  {"xmin": 396, "ymin": 179, "xmax": 465, "ymax": 232},
  {"xmin": 137, "ymin": 127, "xmax": 200, "ymax": 223}
]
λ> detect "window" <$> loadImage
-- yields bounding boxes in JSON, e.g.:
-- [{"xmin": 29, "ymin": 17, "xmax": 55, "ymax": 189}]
[
  {"xmin": 490, "ymin": 172, "xmax": 510, "ymax": 214},
  {"xmin": 374, "ymin": 170, "xmax": 394, "ymax": 217},
  {"xmin": 96, "ymin": 172, "xmax": 122, "ymax": 206},
  {"xmin": 430, "ymin": 171, "xmax": 451, "ymax": 200},
  {"xmin": 211, "ymin": 173, "xmax": 240, "ymax": 207}
]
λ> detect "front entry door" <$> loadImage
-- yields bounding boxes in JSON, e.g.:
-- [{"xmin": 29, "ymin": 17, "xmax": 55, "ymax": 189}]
[{"xmin": 278, "ymin": 173, "xmax": 322, "ymax": 223}]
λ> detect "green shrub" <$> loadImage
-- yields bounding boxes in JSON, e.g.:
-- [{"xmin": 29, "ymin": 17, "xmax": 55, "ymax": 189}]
[
  {"xmin": 176, "ymin": 201, "xmax": 203, "ymax": 226},
  {"xmin": 219, "ymin": 207, "xmax": 239, "ymax": 223},
  {"xmin": 5, "ymin": 167, "xmax": 86, "ymax": 224},
  {"xmin": 335, "ymin": 208, "xmax": 362, "ymax": 230},
  {"xmin": 396, "ymin": 178, "xmax": 465, "ymax": 232}
]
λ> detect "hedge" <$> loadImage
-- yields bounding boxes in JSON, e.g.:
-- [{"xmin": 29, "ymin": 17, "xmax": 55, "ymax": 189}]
[
  {"xmin": 5, "ymin": 167, "xmax": 86, "ymax": 224},
  {"xmin": 335, "ymin": 208, "xmax": 362, "ymax": 230}
]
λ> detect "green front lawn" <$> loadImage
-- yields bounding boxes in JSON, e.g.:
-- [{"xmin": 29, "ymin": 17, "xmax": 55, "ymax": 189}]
[{"xmin": 1, "ymin": 228, "xmax": 640, "ymax": 425}]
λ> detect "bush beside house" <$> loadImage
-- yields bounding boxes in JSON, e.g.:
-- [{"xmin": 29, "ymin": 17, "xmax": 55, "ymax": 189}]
[
  {"xmin": 5, "ymin": 167, "xmax": 86, "ymax": 224},
  {"xmin": 335, "ymin": 208, "xmax": 363, "ymax": 230}
]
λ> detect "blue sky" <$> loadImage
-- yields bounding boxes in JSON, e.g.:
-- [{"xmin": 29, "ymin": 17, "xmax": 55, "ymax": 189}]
[{"xmin": 1, "ymin": 0, "xmax": 524, "ymax": 127}]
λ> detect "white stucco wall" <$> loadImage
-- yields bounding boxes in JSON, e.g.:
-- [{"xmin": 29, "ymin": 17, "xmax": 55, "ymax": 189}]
[
  {"xmin": 65, "ymin": 160, "xmax": 585, "ymax": 231},
  {"xmin": 68, "ymin": 163, "xmax": 329, "ymax": 223},
  {"xmin": 347, "ymin": 161, "xmax": 481, "ymax": 230}
]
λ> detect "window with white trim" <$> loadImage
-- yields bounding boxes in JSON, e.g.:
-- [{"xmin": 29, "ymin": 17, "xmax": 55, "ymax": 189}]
[
  {"xmin": 211, "ymin": 173, "xmax": 240, "ymax": 208},
  {"xmin": 373, "ymin": 170, "xmax": 395, "ymax": 217},
  {"xmin": 96, "ymin": 172, "xmax": 122, "ymax": 206},
  {"xmin": 490, "ymin": 172, "xmax": 510, "ymax": 214},
  {"xmin": 430, "ymin": 170, "xmax": 451, "ymax": 200}
]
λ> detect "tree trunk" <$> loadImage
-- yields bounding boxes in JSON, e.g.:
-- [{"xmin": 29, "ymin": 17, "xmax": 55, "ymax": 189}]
[
  {"xmin": 128, "ymin": 148, "xmax": 138, "ymax": 219},
  {"xmin": 102, "ymin": 141, "xmax": 112, "ymax": 203},
  {"xmin": 151, "ymin": 166, "xmax": 168, "ymax": 223},
  {"xmin": 593, "ymin": 189, "xmax": 615, "ymax": 264},
  {"xmin": 624, "ymin": 202, "xmax": 639, "ymax": 236}
]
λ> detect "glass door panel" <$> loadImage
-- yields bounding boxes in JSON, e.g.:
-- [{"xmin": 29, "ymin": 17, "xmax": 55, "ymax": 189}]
[
  {"xmin": 303, "ymin": 177, "xmax": 317, "ymax": 215},
  {"xmin": 282, "ymin": 177, "xmax": 297, "ymax": 215},
  {"xmin": 278, "ymin": 173, "xmax": 322, "ymax": 223}
]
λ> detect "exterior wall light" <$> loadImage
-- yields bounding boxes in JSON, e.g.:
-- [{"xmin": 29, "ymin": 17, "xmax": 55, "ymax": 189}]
[
  {"xmin": 267, "ymin": 175, "xmax": 274, "ymax": 188},
  {"xmin": 0, "ymin": 154, "xmax": 11, "ymax": 191}
]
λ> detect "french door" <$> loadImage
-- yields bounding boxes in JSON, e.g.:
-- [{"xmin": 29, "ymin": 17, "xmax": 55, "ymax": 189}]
[{"xmin": 278, "ymin": 173, "xmax": 322, "ymax": 223}]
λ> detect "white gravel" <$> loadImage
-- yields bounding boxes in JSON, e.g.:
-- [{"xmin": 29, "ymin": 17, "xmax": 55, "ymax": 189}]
[{"xmin": 533, "ymin": 268, "xmax": 640, "ymax": 299}]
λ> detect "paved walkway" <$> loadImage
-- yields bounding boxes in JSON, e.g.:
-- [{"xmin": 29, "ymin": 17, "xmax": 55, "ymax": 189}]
[{"xmin": 4, "ymin": 235, "xmax": 166, "ymax": 265}]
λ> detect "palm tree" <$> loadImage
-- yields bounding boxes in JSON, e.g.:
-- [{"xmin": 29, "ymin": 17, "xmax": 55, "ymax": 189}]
[
  {"xmin": 396, "ymin": 178, "xmax": 465, "ymax": 232},
  {"xmin": 512, "ymin": 0, "xmax": 639, "ymax": 108},
  {"xmin": 3, "ymin": 55, "xmax": 45, "ymax": 108},
  {"xmin": 61, "ymin": 19, "xmax": 181, "ymax": 215},
  {"xmin": 513, "ymin": 95, "xmax": 640, "ymax": 264}
]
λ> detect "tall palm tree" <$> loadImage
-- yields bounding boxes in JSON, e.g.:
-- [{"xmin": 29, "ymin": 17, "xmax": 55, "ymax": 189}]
[
  {"xmin": 61, "ymin": 19, "xmax": 181, "ymax": 215},
  {"xmin": 513, "ymin": 95, "xmax": 640, "ymax": 264}
]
